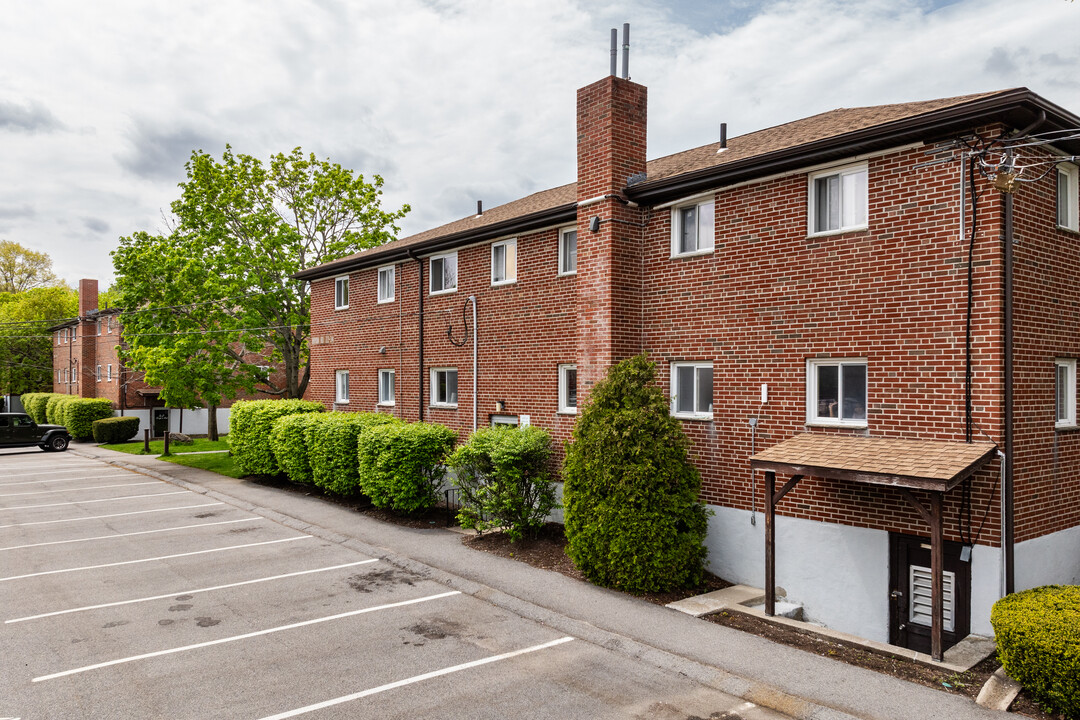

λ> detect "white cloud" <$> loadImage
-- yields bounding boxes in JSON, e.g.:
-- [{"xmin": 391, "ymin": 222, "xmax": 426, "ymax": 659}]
[{"xmin": 0, "ymin": 0, "xmax": 1076, "ymax": 286}]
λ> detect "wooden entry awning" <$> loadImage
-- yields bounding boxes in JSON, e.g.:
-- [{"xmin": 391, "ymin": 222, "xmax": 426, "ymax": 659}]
[{"xmin": 750, "ymin": 433, "xmax": 997, "ymax": 661}]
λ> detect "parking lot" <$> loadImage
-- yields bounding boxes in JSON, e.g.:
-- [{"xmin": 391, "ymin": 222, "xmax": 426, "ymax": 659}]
[{"xmin": 0, "ymin": 448, "xmax": 790, "ymax": 719}]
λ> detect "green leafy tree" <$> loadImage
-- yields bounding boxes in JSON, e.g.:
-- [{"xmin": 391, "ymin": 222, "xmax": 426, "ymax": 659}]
[
  {"xmin": 0, "ymin": 286, "xmax": 77, "ymax": 395},
  {"xmin": 562, "ymin": 355, "xmax": 710, "ymax": 593},
  {"xmin": 0, "ymin": 240, "xmax": 59, "ymax": 293},
  {"xmin": 112, "ymin": 146, "xmax": 409, "ymax": 406}
]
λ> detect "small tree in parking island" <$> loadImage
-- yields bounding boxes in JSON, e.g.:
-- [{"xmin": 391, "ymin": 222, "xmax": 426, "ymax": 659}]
[{"xmin": 562, "ymin": 354, "xmax": 709, "ymax": 593}]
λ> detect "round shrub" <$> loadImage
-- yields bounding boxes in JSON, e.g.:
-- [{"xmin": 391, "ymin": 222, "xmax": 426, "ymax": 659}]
[
  {"xmin": 448, "ymin": 425, "xmax": 557, "ymax": 541},
  {"xmin": 21, "ymin": 393, "xmax": 63, "ymax": 424},
  {"xmin": 46, "ymin": 394, "xmax": 76, "ymax": 425},
  {"xmin": 63, "ymin": 398, "xmax": 114, "ymax": 440},
  {"xmin": 358, "ymin": 423, "xmax": 457, "ymax": 514},
  {"xmin": 306, "ymin": 412, "xmax": 400, "ymax": 496},
  {"xmin": 992, "ymin": 585, "xmax": 1079, "ymax": 718},
  {"xmin": 228, "ymin": 399, "xmax": 324, "ymax": 476},
  {"xmin": 269, "ymin": 412, "xmax": 324, "ymax": 485},
  {"xmin": 562, "ymin": 354, "xmax": 709, "ymax": 593},
  {"xmin": 92, "ymin": 416, "xmax": 141, "ymax": 444}
]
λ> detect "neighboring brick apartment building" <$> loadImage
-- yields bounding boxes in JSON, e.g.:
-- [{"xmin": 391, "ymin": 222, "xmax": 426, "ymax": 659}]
[
  {"xmin": 52, "ymin": 278, "xmax": 283, "ymax": 436},
  {"xmin": 297, "ymin": 70, "xmax": 1080, "ymax": 653}
]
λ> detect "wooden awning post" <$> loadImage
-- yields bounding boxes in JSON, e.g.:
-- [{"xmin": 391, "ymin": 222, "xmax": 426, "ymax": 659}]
[
  {"xmin": 930, "ymin": 491, "xmax": 944, "ymax": 663},
  {"xmin": 765, "ymin": 471, "xmax": 776, "ymax": 616}
]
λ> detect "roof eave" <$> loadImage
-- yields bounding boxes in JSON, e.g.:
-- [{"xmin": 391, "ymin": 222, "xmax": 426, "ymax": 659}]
[
  {"xmin": 628, "ymin": 89, "xmax": 1080, "ymax": 204},
  {"xmin": 295, "ymin": 202, "xmax": 579, "ymax": 281}
]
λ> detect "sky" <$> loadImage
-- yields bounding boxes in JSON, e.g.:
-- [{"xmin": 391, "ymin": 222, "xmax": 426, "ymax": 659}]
[{"xmin": 1, "ymin": 0, "xmax": 1077, "ymax": 288}]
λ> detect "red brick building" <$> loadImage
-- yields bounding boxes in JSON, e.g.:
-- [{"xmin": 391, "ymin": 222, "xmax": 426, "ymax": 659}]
[
  {"xmin": 52, "ymin": 278, "xmax": 284, "ymax": 436},
  {"xmin": 297, "ymin": 72, "xmax": 1080, "ymax": 652}
]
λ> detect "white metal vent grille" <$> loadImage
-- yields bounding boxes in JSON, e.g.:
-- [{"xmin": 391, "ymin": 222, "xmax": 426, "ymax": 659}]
[{"xmin": 909, "ymin": 565, "xmax": 955, "ymax": 632}]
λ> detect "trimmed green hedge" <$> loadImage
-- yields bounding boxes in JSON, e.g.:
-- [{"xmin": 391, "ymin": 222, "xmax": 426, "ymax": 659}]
[
  {"xmin": 92, "ymin": 416, "xmax": 141, "ymax": 444},
  {"xmin": 562, "ymin": 355, "xmax": 709, "ymax": 593},
  {"xmin": 269, "ymin": 412, "xmax": 324, "ymax": 485},
  {"xmin": 992, "ymin": 585, "xmax": 1080, "ymax": 718},
  {"xmin": 358, "ymin": 423, "xmax": 457, "ymax": 513},
  {"xmin": 64, "ymin": 398, "xmax": 114, "ymax": 440},
  {"xmin": 229, "ymin": 399, "xmax": 324, "ymax": 476},
  {"xmin": 306, "ymin": 412, "xmax": 400, "ymax": 496},
  {"xmin": 20, "ymin": 393, "xmax": 65, "ymax": 424},
  {"xmin": 448, "ymin": 425, "xmax": 557, "ymax": 541},
  {"xmin": 46, "ymin": 394, "xmax": 76, "ymax": 425}
]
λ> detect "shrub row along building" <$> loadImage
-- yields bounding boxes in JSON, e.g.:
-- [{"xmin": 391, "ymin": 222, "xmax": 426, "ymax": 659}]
[{"xmin": 297, "ymin": 62, "xmax": 1080, "ymax": 660}]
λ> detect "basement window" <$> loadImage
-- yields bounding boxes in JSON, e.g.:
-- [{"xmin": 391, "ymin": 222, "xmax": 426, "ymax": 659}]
[
  {"xmin": 809, "ymin": 163, "xmax": 868, "ymax": 235},
  {"xmin": 1056, "ymin": 358, "xmax": 1076, "ymax": 428},
  {"xmin": 379, "ymin": 369, "xmax": 395, "ymax": 406},
  {"xmin": 1057, "ymin": 163, "xmax": 1079, "ymax": 232},
  {"xmin": 335, "ymin": 370, "xmax": 350, "ymax": 404},
  {"xmin": 807, "ymin": 358, "xmax": 867, "ymax": 426},
  {"xmin": 671, "ymin": 199, "xmax": 715, "ymax": 257},
  {"xmin": 558, "ymin": 364, "xmax": 577, "ymax": 414}
]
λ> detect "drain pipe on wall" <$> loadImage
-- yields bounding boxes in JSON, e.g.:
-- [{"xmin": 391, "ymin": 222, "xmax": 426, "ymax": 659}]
[
  {"xmin": 408, "ymin": 250, "xmax": 424, "ymax": 422},
  {"xmin": 470, "ymin": 296, "xmax": 477, "ymax": 432},
  {"xmin": 749, "ymin": 383, "xmax": 767, "ymax": 526}
]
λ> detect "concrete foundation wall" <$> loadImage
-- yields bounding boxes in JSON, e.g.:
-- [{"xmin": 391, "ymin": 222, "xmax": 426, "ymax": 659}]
[{"xmin": 1015, "ymin": 523, "xmax": 1080, "ymax": 590}]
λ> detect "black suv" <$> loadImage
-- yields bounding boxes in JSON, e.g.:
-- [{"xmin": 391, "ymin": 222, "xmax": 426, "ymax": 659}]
[{"xmin": 0, "ymin": 413, "xmax": 71, "ymax": 452}]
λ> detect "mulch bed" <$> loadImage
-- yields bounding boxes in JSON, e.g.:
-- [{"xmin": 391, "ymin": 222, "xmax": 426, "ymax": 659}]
[{"xmin": 242, "ymin": 476, "xmax": 1063, "ymax": 719}]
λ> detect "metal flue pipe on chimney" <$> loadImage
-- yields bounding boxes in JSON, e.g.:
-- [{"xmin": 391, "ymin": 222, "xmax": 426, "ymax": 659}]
[
  {"xmin": 622, "ymin": 23, "xmax": 630, "ymax": 79},
  {"xmin": 610, "ymin": 28, "xmax": 617, "ymax": 76}
]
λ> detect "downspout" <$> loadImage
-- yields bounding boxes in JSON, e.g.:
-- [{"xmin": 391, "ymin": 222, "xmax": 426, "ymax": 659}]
[
  {"xmin": 1003, "ymin": 181, "xmax": 1015, "ymax": 594},
  {"xmin": 471, "ymin": 296, "xmax": 477, "ymax": 432},
  {"xmin": 408, "ymin": 250, "xmax": 424, "ymax": 422}
]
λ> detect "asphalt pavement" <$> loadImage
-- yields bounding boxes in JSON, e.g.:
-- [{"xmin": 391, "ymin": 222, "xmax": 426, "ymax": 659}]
[{"xmin": 43, "ymin": 442, "xmax": 1008, "ymax": 720}]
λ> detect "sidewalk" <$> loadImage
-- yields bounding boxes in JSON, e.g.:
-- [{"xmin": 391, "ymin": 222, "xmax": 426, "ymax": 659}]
[{"xmin": 72, "ymin": 444, "xmax": 1005, "ymax": 720}]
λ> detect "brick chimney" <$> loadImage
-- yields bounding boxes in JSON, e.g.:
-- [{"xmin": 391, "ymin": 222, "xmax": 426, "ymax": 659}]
[
  {"xmin": 78, "ymin": 279, "xmax": 98, "ymax": 398},
  {"xmin": 575, "ymin": 76, "xmax": 647, "ymax": 398}
]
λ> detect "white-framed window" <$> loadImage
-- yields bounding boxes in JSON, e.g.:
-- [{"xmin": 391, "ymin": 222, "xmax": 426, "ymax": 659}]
[
  {"xmin": 377, "ymin": 265, "xmax": 395, "ymax": 303},
  {"xmin": 107, "ymin": 316, "xmax": 113, "ymax": 333},
  {"xmin": 1056, "ymin": 358, "xmax": 1076, "ymax": 428},
  {"xmin": 334, "ymin": 276, "xmax": 349, "ymax": 310},
  {"xmin": 96, "ymin": 319, "xmax": 102, "ymax": 336},
  {"xmin": 335, "ymin": 370, "xmax": 350, "ymax": 404},
  {"xmin": 491, "ymin": 415, "xmax": 519, "ymax": 427},
  {"xmin": 671, "ymin": 362, "xmax": 713, "ymax": 420},
  {"xmin": 558, "ymin": 227, "xmax": 577, "ymax": 276},
  {"xmin": 430, "ymin": 253, "xmax": 457, "ymax": 294},
  {"xmin": 671, "ymin": 198, "xmax": 715, "ymax": 257},
  {"xmin": 809, "ymin": 162, "xmax": 868, "ymax": 235},
  {"xmin": 558, "ymin": 364, "xmax": 577, "ymax": 414},
  {"xmin": 1057, "ymin": 163, "xmax": 1079, "ymax": 232},
  {"xmin": 96, "ymin": 364, "xmax": 102, "ymax": 382},
  {"xmin": 107, "ymin": 364, "xmax": 113, "ymax": 381},
  {"xmin": 56, "ymin": 331, "xmax": 61, "ymax": 345},
  {"xmin": 491, "ymin": 239, "xmax": 517, "ymax": 285},
  {"xmin": 430, "ymin": 367, "xmax": 458, "ymax": 407},
  {"xmin": 378, "ymin": 369, "xmax": 395, "ymax": 406},
  {"xmin": 807, "ymin": 358, "xmax": 867, "ymax": 425}
]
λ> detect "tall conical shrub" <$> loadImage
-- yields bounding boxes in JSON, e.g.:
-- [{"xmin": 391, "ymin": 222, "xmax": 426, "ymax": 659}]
[{"xmin": 563, "ymin": 354, "xmax": 709, "ymax": 593}]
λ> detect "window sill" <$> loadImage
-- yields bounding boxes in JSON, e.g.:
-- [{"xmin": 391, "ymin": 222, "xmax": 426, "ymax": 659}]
[
  {"xmin": 377, "ymin": 298, "xmax": 395, "ymax": 304},
  {"xmin": 556, "ymin": 409, "xmax": 578, "ymax": 416},
  {"xmin": 806, "ymin": 225, "xmax": 869, "ymax": 239},
  {"xmin": 491, "ymin": 279, "xmax": 517, "ymax": 287},
  {"xmin": 806, "ymin": 419, "xmax": 867, "ymax": 429},
  {"xmin": 429, "ymin": 288, "xmax": 457, "ymax": 296},
  {"xmin": 1055, "ymin": 224, "xmax": 1080, "ymax": 235},
  {"xmin": 335, "ymin": 400, "xmax": 350, "ymax": 405},
  {"xmin": 334, "ymin": 305, "xmax": 349, "ymax": 311},
  {"xmin": 429, "ymin": 403, "xmax": 458, "ymax": 409},
  {"xmin": 557, "ymin": 270, "xmax": 577, "ymax": 277},
  {"xmin": 670, "ymin": 248, "xmax": 714, "ymax": 260},
  {"xmin": 1055, "ymin": 422, "xmax": 1079, "ymax": 431},
  {"xmin": 378, "ymin": 401, "xmax": 396, "ymax": 407},
  {"xmin": 673, "ymin": 412, "xmax": 714, "ymax": 421}
]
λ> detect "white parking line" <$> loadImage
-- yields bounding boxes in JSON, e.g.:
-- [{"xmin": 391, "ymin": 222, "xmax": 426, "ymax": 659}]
[
  {"xmin": 7, "ymin": 559, "xmax": 379, "ymax": 623},
  {"xmin": 257, "ymin": 636, "xmax": 576, "ymax": 720},
  {"xmin": 0, "ymin": 490, "xmax": 188, "ymax": 511},
  {"xmin": 0, "ymin": 502, "xmax": 225, "ymax": 529},
  {"xmin": 0, "ymin": 481, "xmax": 158, "ymax": 498},
  {"xmin": 32, "ymin": 590, "xmax": 461, "ymax": 682},
  {"xmin": 0, "ymin": 536, "xmax": 312, "ymax": 583},
  {"xmin": 0, "ymin": 517, "xmax": 263, "ymax": 552},
  {"xmin": 0, "ymin": 474, "xmax": 135, "ymax": 487}
]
